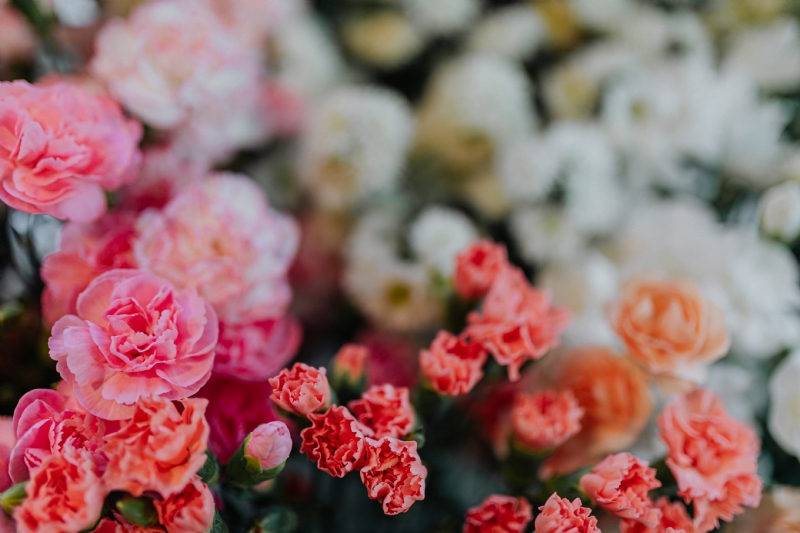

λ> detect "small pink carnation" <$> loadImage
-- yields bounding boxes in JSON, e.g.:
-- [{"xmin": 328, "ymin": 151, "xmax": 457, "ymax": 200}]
[
  {"xmin": 360, "ymin": 437, "xmax": 427, "ymax": 516},
  {"xmin": 419, "ymin": 331, "xmax": 487, "ymax": 396},
  {"xmin": 463, "ymin": 495, "xmax": 533, "ymax": 533},
  {"xmin": 153, "ymin": 476, "xmax": 215, "ymax": 533},
  {"xmin": 453, "ymin": 239, "xmax": 509, "ymax": 300},
  {"xmin": 349, "ymin": 384, "xmax": 415, "ymax": 439},
  {"xmin": 269, "ymin": 363, "xmax": 331, "ymax": 416},
  {"xmin": 301, "ymin": 405, "xmax": 366, "ymax": 478},
  {"xmin": 245, "ymin": 421, "xmax": 293, "ymax": 470},
  {"xmin": 0, "ymin": 4, "xmax": 35, "ymax": 63},
  {"xmin": 214, "ymin": 316, "xmax": 302, "ymax": 381},
  {"xmin": 512, "ymin": 389, "xmax": 583, "ymax": 452},
  {"xmin": 534, "ymin": 494, "xmax": 599, "ymax": 533},
  {"xmin": 0, "ymin": 417, "xmax": 13, "ymax": 492}
]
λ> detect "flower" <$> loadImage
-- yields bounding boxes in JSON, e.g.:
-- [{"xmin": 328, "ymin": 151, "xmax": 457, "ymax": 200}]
[
  {"xmin": 48, "ymin": 269, "xmax": 218, "ymax": 420},
  {"xmin": 348, "ymin": 384, "xmax": 415, "ymax": 439},
  {"xmin": 102, "ymin": 397, "xmax": 209, "ymax": 497},
  {"xmin": 269, "ymin": 363, "xmax": 331, "ymax": 417},
  {"xmin": 214, "ymin": 316, "xmax": 302, "ymax": 382},
  {"xmin": 760, "ymin": 180, "xmax": 800, "ymax": 242},
  {"xmin": 723, "ymin": 18, "xmax": 800, "ymax": 92},
  {"xmin": 0, "ymin": 80, "xmax": 142, "ymax": 222},
  {"xmin": 0, "ymin": 4, "xmax": 35, "ymax": 63},
  {"xmin": 419, "ymin": 331, "xmax": 487, "ymax": 396},
  {"xmin": 134, "ymin": 174, "xmax": 299, "ymax": 325},
  {"xmin": 465, "ymin": 266, "xmax": 571, "ymax": 381},
  {"xmin": 467, "ymin": 4, "xmax": 545, "ymax": 60},
  {"xmin": 579, "ymin": 452, "xmax": 662, "ymax": 527},
  {"xmin": 300, "ymin": 405, "xmax": 366, "ymax": 478},
  {"xmin": 769, "ymin": 349, "xmax": 800, "ymax": 457},
  {"xmin": 92, "ymin": 515, "xmax": 163, "ymax": 533},
  {"xmin": 0, "ymin": 417, "xmax": 13, "ymax": 492},
  {"xmin": 533, "ymin": 493, "xmax": 599, "ymax": 533},
  {"xmin": 452, "ymin": 240, "xmax": 509, "ymax": 300},
  {"xmin": 40, "ymin": 210, "xmax": 138, "ymax": 326},
  {"xmin": 609, "ymin": 277, "xmax": 731, "ymax": 388},
  {"xmin": 723, "ymin": 486, "xmax": 800, "ymax": 533},
  {"xmin": 14, "ymin": 447, "xmax": 105, "ymax": 533},
  {"xmin": 463, "ymin": 495, "xmax": 533, "ymax": 533},
  {"xmin": 359, "ymin": 437, "xmax": 426, "ymax": 515},
  {"xmin": 511, "ymin": 389, "xmax": 583, "ymax": 452},
  {"xmin": 658, "ymin": 389, "xmax": 762, "ymax": 533},
  {"xmin": 620, "ymin": 497, "xmax": 695, "ymax": 533},
  {"xmin": 538, "ymin": 347, "xmax": 653, "ymax": 478},
  {"xmin": 408, "ymin": 206, "xmax": 478, "ymax": 276},
  {"xmin": 341, "ymin": 11, "xmax": 424, "ymax": 69},
  {"xmin": 402, "ymin": 0, "xmax": 479, "ymax": 37},
  {"xmin": 153, "ymin": 476, "xmax": 215, "ymax": 533},
  {"xmin": 245, "ymin": 421, "xmax": 293, "ymax": 471},
  {"xmin": 331, "ymin": 344, "xmax": 370, "ymax": 385}
]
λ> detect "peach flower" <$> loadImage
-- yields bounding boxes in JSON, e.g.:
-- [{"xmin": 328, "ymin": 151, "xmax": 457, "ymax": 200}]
[
  {"xmin": 580, "ymin": 452, "xmax": 662, "ymax": 527},
  {"xmin": 300, "ymin": 405, "xmax": 366, "ymax": 478},
  {"xmin": 538, "ymin": 347, "xmax": 653, "ymax": 478},
  {"xmin": 14, "ymin": 447, "xmax": 105, "ymax": 533},
  {"xmin": 453, "ymin": 239, "xmax": 509, "ymax": 300},
  {"xmin": 534, "ymin": 494, "xmax": 599, "ymax": 533},
  {"xmin": 215, "ymin": 316, "xmax": 302, "ymax": 382},
  {"xmin": 349, "ymin": 384, "xmax": 415, "ymax": 439},
  {"xmin": 92, "ymin": 516, "xmax": 163, "ymax": 533},
  {"xmin": 0, "ymin": 417, "xmax": 13, "ymax": 492},
  {"xmin": 463, "ymin": 495, "xmax": 533, "ymax": 533},
  {"xmin": 41, "ymin": 210, "xmax": 138, "ymax": 326},
  {"xmin": 419, "ymin": 331, "xmax": 488, "ymax": 396},
  {"xmin": 134, "ymin": 174, "xmax": 299, "ymax": 324},
  {"xmin": 102, "ymin": 397, "xmax": 209, "ymax": 497},
  {"xmin": 153, "ymin": 476, "xmax": 215, "ymax": 533},
  {"xmin": 723, "ymin": 486, "xmax": 800, "ymax": 533},
  {"xmin": 608, "ymin": 278, "xmax": 730, "ymax": 387},
  {"xmin": 620, "ymin": 497, "xmax": 695, "ymax": 533},
  {"xmin": 245, "ymin": 421, "xmax": 292, "ymax": 471},
  {"xmin": 48, "ymin": 269, "xmax": 218, "ymax": 420},
  {"xmin": 658, "ymin": 389, "xmax": 762, "ymax": 533},
  {"xmin": 0, "ymin": 80, "xmax": 142, "ymax": 222},
  {"xmin": 0, "ymin": 4, "xmax": 35, "ymax": 63},
  {"xmin": 512, "ymin": 389, "xmax": 583, "ymax": 452},
  {"xmin": 465, "ymin": 267, "xmax": 570, "ymax": 381},
  {"xmin": 360, "ymin": 437, "xmax": 427, "ymax": 516},
  {"xmin": 332, "ymin": 344, "xmax": 370, "ymax": 384},
  {"xmin": 269, "ymin": 363, "xmax": 331, "ymax": 417}
]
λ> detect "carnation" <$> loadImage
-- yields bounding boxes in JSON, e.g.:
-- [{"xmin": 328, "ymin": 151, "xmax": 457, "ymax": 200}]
[
  {"xmin": 348, "ymin": 384, "xmax": 416, "ymax": 439},
  {"xmin": 452, "ymin": 240, "xmax": 509, "ymax": 300},
  {"xmin": 153, "ymin": 476, "xmax": 215, "ymax": 533},
  {"xmin": 620, "ymin": 497, "xmax": 695, "ymax": 533},
  {"xmin": 769, "ymin": 349, "xmax": 800, "ymax": 457},
  {"xmin": 463, "ymin": 495, "xmax": 533, "ymax": 533},
  {"xmin": 419, "ymin": 331, "xmax": 487, "ymax": 396},
  {"xmin": 512, "ymin": 389, "xmax": 583, "ymax": 452},
  {"xmin": 359, "ymin": 436, "xmax": 427, "ymax": 515},
  {"xmin": 269, "ymin": 363, "xmax": 331, "ymax": 417},
  {"xmin": 214, "ymin": 316, "xmax": 302, "ymax": 382},
  {"xmin": 533, "ymin": 493, "xmax": 599, "ymax": 533},
  {"xmin": 408, "ymin": 206, "xmax": 478, "ymax": 276},
  {"xmin": 300, "ymin": 405, "xmax": 367, "ymax": 478}
]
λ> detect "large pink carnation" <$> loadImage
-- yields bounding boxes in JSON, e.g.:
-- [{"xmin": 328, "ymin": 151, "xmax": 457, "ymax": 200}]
[
  {"xmin": 214, "ymin": 316, "xmax": 302, "ymax": 381},
  {"xmin": 48, "ymin": 269, "xmax": 218, "ymax": 420},
  {"xmin": 0, "ymin": 80, "xmax": 142, "ymax": 222},
  {"xmin": 134, "ymin": 174, "xmax": 299, "ymax": 324}
]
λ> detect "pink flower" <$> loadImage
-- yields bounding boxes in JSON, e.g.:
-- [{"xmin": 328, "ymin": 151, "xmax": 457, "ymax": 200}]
[
  {"xmin": 453, "ymin": 240, "xmax": 509, "ymax": 300},
  {"xmin": 579, "ymin": 453, "xmax": 662, "ymax": 527},
  {"xmin": 102, "ymin": 397, "xmax": 209, "ymax": 497},
  {"xmin": 0, "ymin": 80, "xmax": 142, "ymax": 222},
  {"xmin": 269, "ymin": 363, "xmax": 331, "ymax": 417},
  {"xmin": 246, "ymin": 421, "xmax": 292, "ymax": 470},
  {"xmin": 620, "ymin": 497, "xmax": 695, "ymax": 533},
  {"xmin": 214, "ymin": 316, "xmax": 302, "ymax": 381},
  {"xmin": 14, "ymin": 447, "xmax": 106, "ymax": 533},
  {"xmin": 349, "ymin": 384, "xmax": 415, "ymax": 439},
  {"xmin": 0, "ymin": 4, "xmax": 35, "ymax": 63},
  {"xmin": 419, "ymin": 331, "xmax": 487, "ymax": 396},
  {"xmin": 0, "ymin": 417, "xmax": 14, "ymax": 492},
  {"xmin": 92, "ymin": 516, "xmax": 163, "ymax": 533},
  {"xmin": 360, "ymin": 437, "xmax": 427, "ymax": 516},
  {"xmin": 202, "ymin": 0, "xmax": 306, "ymax": 47},
  {"xmin": 512, "ymin": 389, "xmax": 583, "ymax": 452},
  {"xmin": 301, "ymin": 405, "xmax": 366, "ymax": 478},
  {"xmin": 48, "ymin": 269, "xmax": 218, "ymax": 420},
  {"xmin": 360, "ymin": 330, "xmax": 420, "ymax": 389},
  {"xmin": 465, "ymin": 267, "xmax": 570, "ymax": 381},
  {"xmin": 534, "ymin": 494, "xmax": 600, "ymax": 533},
  {"xmin": 134, "ymin": 174, "xmax": 299, "ymax": 324},
  {"xmin": 463, "ymin": 495, "xmax": 533, "ymax": 533},
  {"xmin": 153, "ymin": 476, "xmax": 215, "ymax": 533},
  {"xmin": 331, "ymin": 344, "xmax": 370, "ymax": 384},
  {"xmin": 658, "ymin": 389, "xmax": 762, "ymax": 533},
  {"xmin": 41, "ymin": 210, "xmax": 138, "ymax": 326}
]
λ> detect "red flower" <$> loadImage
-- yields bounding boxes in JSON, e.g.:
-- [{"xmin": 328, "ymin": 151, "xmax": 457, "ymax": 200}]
[
  {"xmin": 579, "ymin": 452, "xmax": 662, "ymax": 527},
  {"xmin": 360, "ymin": 437, "xmax": 427, "ymax": 516},
  {"xmin": 512, "ymin": 389, "xmax": 583, "ymax": 452},
  {"xmin": 465, "ymin": 267, "xmax": 570, "ymax": 381},
  {"xmin": 453, "ymin": 240, "xmax": 508, "ymax": 300},
  {"xmin": 300, "ymin": 406, "xmax": 366, "ymax": 478},
  {"xmin": 463, "ymin": 495, "xmax": 532, "ymax": 533},
  {"xmin": 419, "ymin": 331, "xmax": 488, "ymax": 396},
  {"xmin": 153, "ymin": 476, "xmax": 215, "ymax": 533},
  {"xmin": 534, "ymin": 494, "xmax": 599, "ymax": 533},
  {"xmin": 269, "ymin": 363, "xmax": 331, "ymax": 417},
  {"xmin": 349, "ymin": 384, "xmax": 415, "ymax": 439},
  {"xmin": 620, "ymin": 497, "xmax": 695, "ymax": 533}
]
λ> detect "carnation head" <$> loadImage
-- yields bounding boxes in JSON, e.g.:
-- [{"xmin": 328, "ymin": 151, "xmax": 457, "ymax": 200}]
[
  {"xmin": 419, "ymin": 330, "xmax": 487, "ymax": 396},
  {"xmin": 269, "ymin": 363, "xmax": 331, "ymax": 417},
  {"xmin": 300, "ymin": 405, "xmax": 366, "ymax": 478},
  {"xmin": 359, "ymin": 436, "xmax": 427, "ymax": 515},
  {"xmin": 512, "ymin": 389, "xmax": 583, "ymax": 452}
]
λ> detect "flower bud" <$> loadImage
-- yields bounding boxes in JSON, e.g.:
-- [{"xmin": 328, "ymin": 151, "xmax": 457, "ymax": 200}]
[
  {"xmin": 116, "ymin": 495, "xmax": 159, "ymax": 527},
  {"xmin": 330, "ymin": 344, "xmax": 369, "ymax": 396},
  {"xmin": 226, "ymin": 422, "xmax": 292, "ymax": 488},
  {"xmin": 0, "ymin": 482, "xmax": 26, "ymax": 515}
]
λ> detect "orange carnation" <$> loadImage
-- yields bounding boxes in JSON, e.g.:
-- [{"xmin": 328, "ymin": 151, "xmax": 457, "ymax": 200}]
[
  {"xmin": 620, "ymin": 497, "xmax": 695, "ymax": 533},
  {"xmin": 608, "ymin": 278, "xmax": 730, "ymax": 388},
  {"xmin": 419, "ymin": 331, "xmax": 488, "ymax": 396},
  {"xmin": 463, "ymin": 495, "xmax": 532, "ymax": 533},
  {"xmin": 511, "ymin": 389, "xmax": 583, "ymax": 452},
  {"xmin": 154, "ymin": 476, "xmax": 215, "ymax": 533}
]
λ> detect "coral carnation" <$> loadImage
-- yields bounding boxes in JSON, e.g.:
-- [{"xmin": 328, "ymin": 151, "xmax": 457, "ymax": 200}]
[
  {"xmin": 215, "ymin": 316, "xmax": 302, "ymax": 381},
  {"xmin": 360, "ymin": 437, "xmax": 427, "ymax": 515},
  {"xmin": 620, "ymin": 497, "xmax": 695, "ymax": 533},
  {"xmin": 349, "ymin": 384, "xmax": 415, "ymax": 439},
  {"xmin": 463, "ymin": 495, "xmax": 533, "ymax": 533},
  {"xmin": 419, "ymin": 331, "xmax": 488, "ymax": 396},
  {"xmin": 453, "ymin": 239, "xmax": 509, "ymax": 300},
  {"xmin": 153, "ymin": 476, "xmax": 215, "ymax": 533},
  {"xmin": 0, "ymin": 80, "xmax": 141, "ymax": 222},
  {"xmin": 48, "ymin": 269, "xmax": 218, "ymax": 420},
  {"xmin": 269, "ymin": 363, "xmax": 331, "ymax": 416},
  {"xmin": 534, "ymin": 494, "xmax": 600, "ymax": 533},
  {"xmin": 300, "ymin": 405, "xmax": 366, "ymax": 477},
  {"xmin": 579, "ymin": 452, "xmax": 662, "ymax": 527},
  {"xmin": 512, "ymin": 389, "xmax": 583, "ymax": 452},
  {"xmin": 332, "ymin": 344, "xmax": 370, "ymax": 384}
]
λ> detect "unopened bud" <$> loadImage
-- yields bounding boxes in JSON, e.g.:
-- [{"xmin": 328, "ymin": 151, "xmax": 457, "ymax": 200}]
[
  {"xmin": 330, "ymin": 344, "xmax": 369, "ymax": 401},
  {"xmin": 226, "ymin": 422, "xmax": 292, "ymax": 488},
  {"xmin": 116, "ymin": 495, "xmax": 158, "ymax": 527},
  {"xmin": 0, "ymin": 482, "xmax": 26, "ymax": 515}
]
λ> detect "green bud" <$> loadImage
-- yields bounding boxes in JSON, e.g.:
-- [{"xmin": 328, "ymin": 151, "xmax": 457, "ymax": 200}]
[
  {"xmin": 0, "ymin": 482, "xmax": 27, "ymax": 515},
  {"xmin": 116, "ymin": 495, "xmax": 159, "ymax": 527},
  {"xmin": 225, "ymin": 435, "xmax": 286, "ymax": 489},
  {"xmin": 197, "ymin": 449, "xmax": 222, "ymax": 487},
  {"xmin": 250, "ymin": 507, "xmax": 298, "ymax": 533}
]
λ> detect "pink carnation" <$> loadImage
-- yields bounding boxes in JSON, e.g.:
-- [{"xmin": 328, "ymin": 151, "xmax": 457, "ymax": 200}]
[
  {"xmin": 48, "ymin": 269, "xmax": 218, "ymax": 420},
  {"xmin": 463, "ymin": 495, "xmax": 533, "ymax": 533},
  {"xmin": 620, "ymin": 497, "xmax": 695, "ymax": 533},
  {"xmin": 658, "ymin": 389, "xmax": 762, "ymax": 533},
  {"xmin": 453, "ymin": 240, "xmax": 509, "ymax": 300},
  {"xmin": 134, "ymin": 174, "xmax": 299, "ymax": 324},
  {"xmin": 360, "ymin": 437, "xmax": 427, "ymax": 516},
  {"xmin": 0, "ymin": 417, "xmax": 14, "ymax": 492},
  {"xmin": 579, "ymin": 452, "xmax": 662, "ymax": 527},
  {"xmin": 534, "ymin": 494, "xmax": 599, "ymax": 533},
  {"xmin": 0, "ymin": 4, "xmax": 35, "ymax": 63},
  {"xmin": 245, "ymin": 421, "xmax": 293, "ymax": 470},
  {"xmin": 512, "ymin": 389, "xmax": 583, "ymax": 452},
  {"xmin": 465, "ymin": 267, "xmax": 570, "ymax": 381},
  {"xmin": 202, "ymin": 0, "xmax": 306, "ymax": 47},
  {"xmin": 214, "ymin": 316, "xmax": 302, "ymax": 381},
  {"xmin": 300, "ymin": 405, "xmax": 366, "ymax": 478},
  {"xmin": 92, "ymin": 515, "xmax": 163, "ymax": 533},
  {"xmin": 0, "ymin": 80, "xmax": 142, "ymax": 222},
  {"xmin": 41, "ymin": 210, "xmax": 138, "ymax": 326},
  {"xmin": 419, "ymin": 331, "xmax": 487, "ymax": 396},
  {"xmin": 331, "ymin": 344, "xmax": 370, "ymax": 384},
  {"xmin": 269, "ymin": 363, "xmax": 331, "ymax": 417},
  {"xmin": 153, "ymin": 476, "xmax": 215, "ymax": 533},
  {"xmin": 349, "ymin": 384, "xmax": 415, "ymax": 439}
]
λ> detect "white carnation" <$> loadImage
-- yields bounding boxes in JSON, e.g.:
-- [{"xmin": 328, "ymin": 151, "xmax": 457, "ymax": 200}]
[
  {"xmin": 496, "ymin": 135, "xmax": 561, "ymax": 204},
  {"xmin": 467, "ymin": 4, "xmax": 546, "ymax": 60},
  {"xmin": 760, "ymin": 180, "xmax": 800, "ymax": 242},
  {"xmin": 402, "ymin": 0, "xmax": 480, "ymax": 37},
  {"xmin": 408, "ymin": 206, "xmax": 478, "ymax": 275},
  {"xmin": 509, "ymin": 206, "xmax": 583, "ymax": 264},
  {"xmin": 724, "ymin": 17, "xmax": 800, "ymax": 92},
  {"xmin": 769, "ymin": 350, "xmax": 800, "ymax": 457}
]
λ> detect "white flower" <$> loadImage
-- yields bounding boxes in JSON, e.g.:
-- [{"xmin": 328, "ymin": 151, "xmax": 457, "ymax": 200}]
[
  {"xmin": 341, "ymin": 11, "xmax": 424, "ymax": 69},
  {"xmin": 615, "ymin": 7, "xmax": 714, "ymax": 65},
  {"xmin": 509, "ymin": 206, "xmax": 583, "ymax": 264},
  {"xmin": 299, "ymin": 86, "xmax": 415, "ymax": 211},
  {"xmin": 707, "ymin": 362, "xmax": 767, "ymax": 426},
  {"xmin": 724, "ymin": 17, "xmax": 800, "ymax": 92},
  {"xmin": 567, "ymin": 0, "xmax": 636, "ymax": 33},
  {"xmin": 401, "ymin": 0, "xmax": 479, "ymax": 37},
  {"xmin": 769, "ymin": 350, "xmax": 800, "ymax": 457},
  {"xmin": 409, "ymin": 206, "xmax": 478, "ymax": 275},
  {"xmin": 760, "ymin": 180, "xmax": 800, "ymax": 242},
  {"xmin": 467, "ymin": 4, "xmax": 546, "ymax": 60},
  {"xmin": 496, "ymin": 135, "xmax": 561, "ymax": 204}
]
